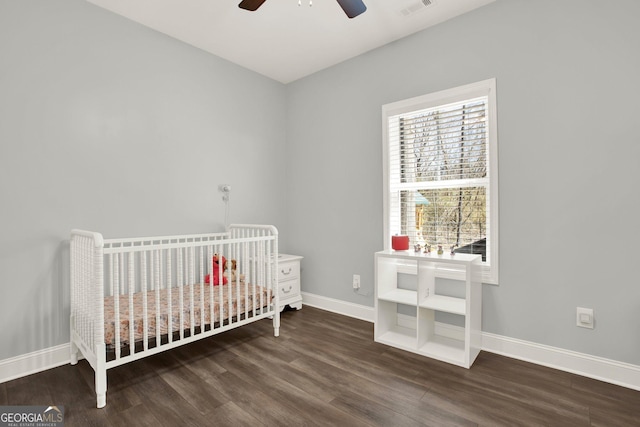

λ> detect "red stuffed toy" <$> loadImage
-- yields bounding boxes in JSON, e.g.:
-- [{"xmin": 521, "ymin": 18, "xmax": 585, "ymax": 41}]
[{"xmin": 205, "ymin": 253, "xmax": 228, "ymax": 286}]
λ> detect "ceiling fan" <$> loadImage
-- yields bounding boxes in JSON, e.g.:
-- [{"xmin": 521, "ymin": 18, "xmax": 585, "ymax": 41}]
[{"xmin": 238, "ymin": 0, "xmax": 367, "ymax": 19}]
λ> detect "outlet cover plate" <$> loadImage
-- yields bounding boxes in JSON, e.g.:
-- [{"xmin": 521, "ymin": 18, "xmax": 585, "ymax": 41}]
[{"xmin": 576, "ymin": 307, "xmax": 594, "ymax": 329}]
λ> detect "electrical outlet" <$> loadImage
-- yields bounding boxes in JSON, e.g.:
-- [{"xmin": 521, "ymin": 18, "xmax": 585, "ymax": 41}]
[
  {"xmin": 352, "ymin": 274, "xmax": 360, "ymax": 289},
  {"xmin": 576, "ymin": 307, "xmax": 594, "ymax": 329}
]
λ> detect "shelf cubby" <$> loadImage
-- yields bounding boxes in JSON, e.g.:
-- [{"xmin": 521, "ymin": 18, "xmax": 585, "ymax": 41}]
[{"xmin": 375, "ymin": 299, "xmax": 417, "ymax": 350}]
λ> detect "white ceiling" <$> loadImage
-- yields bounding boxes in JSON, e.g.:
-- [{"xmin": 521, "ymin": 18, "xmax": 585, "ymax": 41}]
[{"xmin": 86, "ymin": 0, "xmax": 495, "ymax": 84}]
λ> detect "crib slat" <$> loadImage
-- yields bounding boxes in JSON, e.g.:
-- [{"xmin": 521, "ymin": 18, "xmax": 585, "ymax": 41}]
[
  {"xmin": 120, "ymin": 252, "xmax": 125, "ymax": 297},
  {"xmin": 255, "ymin": 230, "xmax": 260, "ymax": 313},
  {"xmin": 208, "ymin": 246, "xmax": 213, "ymax": 331},
  {"xmin": 189, "ymin": 246, "xmax": 195, "ymax": 337},
  {"xmin": 234, "ymin": 241, "xmax": 240, "ymax": 322},
  {"xmin": 154, "ymin": 249, "xmax": 161, "ymax": 348},
  {"xmin": 167, "ymin": 248, "xmax": 172, "ymax": 344},
  {"xmin": 128, "ymin": 252, "xmax": 134, "ymax": 356},
  {"xmin": 250, "ymin": 239, "xmax": 255, "ymax": 314},
  {"xmin": 199, "ymin": 247, "xmax": 205, "ymax": 333},
  {"xmin": 242, "ymin": 241, "xmax": 248, "ymax": 319},
  {"xmin": 218, "ymin": 246, "xmax": 223, "ymax": 326},
  {"xmin": 142, "ymin": 250, "xmax": 148, "ymax": 351},
  {"xmin": 228, "ymin": 245, "xmax": 233, "ymax": 324},
  {"xmin": 260, "ymin": 239, "xmax": 265, "ymax": 312},
  {"xmin": 178, "ymin": 247, "xmax": 184, "ymax": 341},
  {"xmin": 113, "ymin": 254, "xmax": 120, "ymax": 360}
]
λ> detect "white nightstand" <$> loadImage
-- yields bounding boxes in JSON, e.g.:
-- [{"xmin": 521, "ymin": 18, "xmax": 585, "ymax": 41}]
[{"xmin": 277, "ymin": 254, "xmax": 303, "ymax": 311}]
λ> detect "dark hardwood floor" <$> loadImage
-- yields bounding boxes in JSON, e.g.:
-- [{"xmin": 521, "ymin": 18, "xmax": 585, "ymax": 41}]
[{"xmin": 2, "ymin": 307, "xmax": 639, "ymax": 426}]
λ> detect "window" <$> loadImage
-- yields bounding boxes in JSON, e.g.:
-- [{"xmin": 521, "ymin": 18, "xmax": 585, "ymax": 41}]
[{"xmin": 382, "ymin": 79, "xmax": 499, "ymax": 284}]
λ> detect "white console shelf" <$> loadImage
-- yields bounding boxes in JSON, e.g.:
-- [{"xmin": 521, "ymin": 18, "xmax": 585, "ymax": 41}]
[{"xmin": 374, "ymin": 249, "xmax": 482, "ymax": 368}]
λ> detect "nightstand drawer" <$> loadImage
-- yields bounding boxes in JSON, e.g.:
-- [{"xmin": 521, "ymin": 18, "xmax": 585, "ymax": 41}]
[
  {"xmin": 278, "ymin": 262, "xmax": 299, "ymax": 282},
  {"xmin": 279, "ymin": 278, "xmax": 300, "ymax": 300}
]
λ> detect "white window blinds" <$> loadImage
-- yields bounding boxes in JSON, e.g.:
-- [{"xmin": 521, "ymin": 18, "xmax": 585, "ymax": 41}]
[{"xmin": 383, "ymin": 79, "xmax": 499, "ymax": 284}]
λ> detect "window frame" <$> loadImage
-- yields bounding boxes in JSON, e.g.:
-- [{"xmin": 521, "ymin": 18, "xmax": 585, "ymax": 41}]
[{"xmin": 382, "ymin": 78, "xmax": 499, "ymax": 284}]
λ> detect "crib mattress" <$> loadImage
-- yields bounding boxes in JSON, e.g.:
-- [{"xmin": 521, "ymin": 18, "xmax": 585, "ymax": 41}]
[{"xmin": 103, "ymin": 283, "xmax": 270, "ymax": 347}]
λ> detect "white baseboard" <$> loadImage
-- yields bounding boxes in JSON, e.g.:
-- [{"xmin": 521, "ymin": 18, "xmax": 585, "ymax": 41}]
[
  {"xmin": 482, "ymin": 332, "xmax": 640, "ymax": 391},
  {"xmin": 302, "ymin": 292, "xmax": 640, "ymax": 391},
  {"xmin": 0, "ymin": 344, "xmax": 70, "ymax": 384},
  {"xmin": 301, "ymin": 292, "xmax": 374, "ymax": 322}
]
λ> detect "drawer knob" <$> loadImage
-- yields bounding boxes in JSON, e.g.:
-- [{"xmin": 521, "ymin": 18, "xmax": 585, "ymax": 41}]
[
  {"xmin": 281, "ymin": 285, "xmax": 293, "ymax": 294},
  {"xmin": 281, "ymin": 267, "xmax": 292, "ymax": 275}
]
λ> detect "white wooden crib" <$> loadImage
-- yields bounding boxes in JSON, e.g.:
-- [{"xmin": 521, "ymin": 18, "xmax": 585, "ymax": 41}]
[{"xmin": 70, "ymin": 224, "xmax": 279, "ymax": 408}]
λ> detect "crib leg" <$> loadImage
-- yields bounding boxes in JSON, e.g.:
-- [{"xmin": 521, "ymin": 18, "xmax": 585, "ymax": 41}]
[
  {"xmin": 70, "ymin": 317, "xmax": 79, "ymax": 365},
  {"xmin": 273, "ymin": 311, "xmax": 280, "ymax": 337},
  {"xmin": 70, "ymin": 340, "xmax": 79, "ymax": 366},
  {"xmin": 95, "ymin": 344, "xmax": 107, "ymax": 409}
]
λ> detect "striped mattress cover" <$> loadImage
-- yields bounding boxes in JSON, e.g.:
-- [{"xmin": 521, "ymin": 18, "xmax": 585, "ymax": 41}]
[{"xmin": 103, "ymin": 282, "xmax": 271, "ymax": 347}]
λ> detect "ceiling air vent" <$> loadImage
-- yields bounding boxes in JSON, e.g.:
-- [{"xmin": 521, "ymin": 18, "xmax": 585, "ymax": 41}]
[{"xmin": 400, "ymin": 0, "xmax": 434, "ymax": 17}]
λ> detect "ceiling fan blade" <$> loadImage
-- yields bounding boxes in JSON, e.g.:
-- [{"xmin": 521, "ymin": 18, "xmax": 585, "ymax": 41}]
[
  {"xmin": 336, "ymin": 0, "xmax": 367, "ymax": 18},
  {"xmin": 239, "ymin": 0, "xmax": 267, "ymax": 12}
]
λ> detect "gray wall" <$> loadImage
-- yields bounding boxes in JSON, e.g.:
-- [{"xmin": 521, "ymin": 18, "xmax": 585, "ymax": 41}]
[
  {"xmin": 284, "ymin": 0, "xmax": 640, "ymax": 365},
  {"xmin": 0, "ymin": 0, "xmax": 287, "ymax": 360}
]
